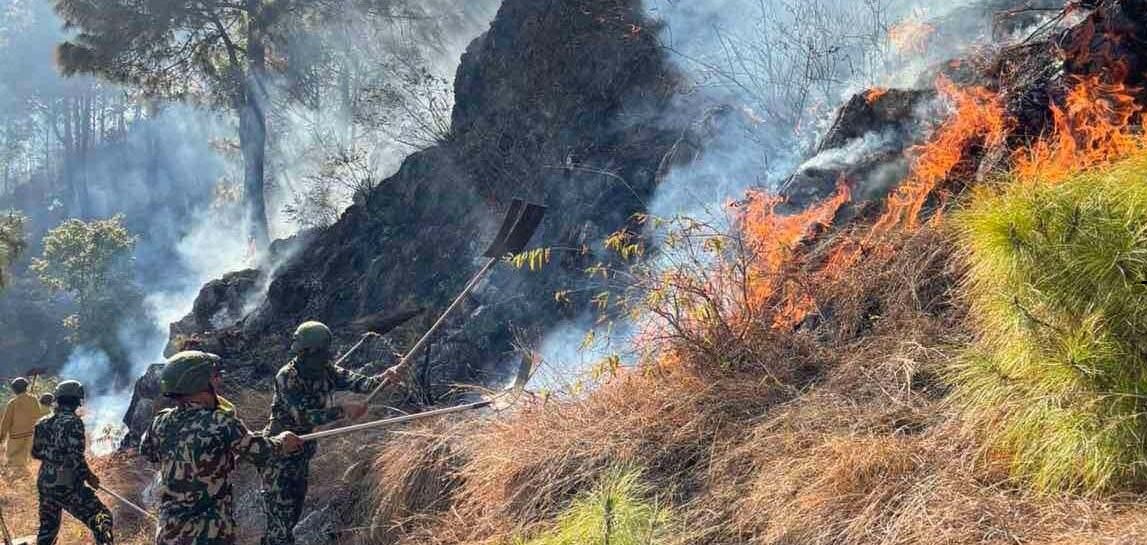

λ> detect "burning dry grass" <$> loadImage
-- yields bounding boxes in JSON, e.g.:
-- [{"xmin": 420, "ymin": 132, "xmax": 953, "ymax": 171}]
[
  {"xmin": 1012, "ymin": 74, "xmax": 1145, "ymax": 183},
  {"xmin": 357, "ymin": 228, "xmax": 995, "ymax": 544},
  {"xmin": 356, "ymin": 216, "xmax": 1147, "ymax": 545}
]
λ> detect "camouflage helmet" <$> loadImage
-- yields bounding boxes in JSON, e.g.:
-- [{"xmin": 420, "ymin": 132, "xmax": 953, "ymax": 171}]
[
  {"xmin": 9, "ymin": 377, "xmax": 28, "ymax": 393},
  {"xmin": 54, "ymin": 380, "xmax": 85, "ymax": 400},
  {"xmin": 291, "ymin": 321, "xmax": 332, "ymax": 353},
  {"xmin": 161, "ymin": 351, "xmax": 221, "ymax": 397}
]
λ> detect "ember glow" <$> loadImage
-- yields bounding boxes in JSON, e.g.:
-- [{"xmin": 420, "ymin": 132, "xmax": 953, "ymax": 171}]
[{"xmin": 865, "ymin": 87, "xmax": 889, "ymax": 105}]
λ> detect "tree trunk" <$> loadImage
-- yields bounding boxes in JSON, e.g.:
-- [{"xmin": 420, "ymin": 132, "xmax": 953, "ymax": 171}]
[
  {"xmin": 240, "ymin": 0, "xmax": 270, "ymax": 253},
  {"xmin": 62, "ymin": 97, "xmax": 78, "ymax": 216},
  {"xmin": 77, "ymin": 93, "xmax": 92, "ymax": 217}
]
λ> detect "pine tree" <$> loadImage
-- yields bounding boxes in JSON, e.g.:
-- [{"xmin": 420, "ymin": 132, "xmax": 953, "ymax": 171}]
[{"xmin": 52, "ymin": 0, "xmax": 309, "ymax": 250}]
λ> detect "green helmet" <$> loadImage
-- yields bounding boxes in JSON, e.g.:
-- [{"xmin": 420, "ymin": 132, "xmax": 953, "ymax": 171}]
[
  {"xmin": 9, "ymin": 377, "xmax": 28, "ymax": 393},
  {"xmin": 161, "ymin": 351, "xmax": 221, "ymax": 397},
  {"xmin": 54, "ymin": 380, "xmax": 85, "ymax": 400},
  {"xmin": 291, "ymin": 321, "xmax": 332, "ymax": 353}
]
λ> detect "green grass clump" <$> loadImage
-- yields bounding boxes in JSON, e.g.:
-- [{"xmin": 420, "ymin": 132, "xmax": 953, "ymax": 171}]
[
  {"xmin": 516, "ymin": 467, "xmax": 674, "ymax": 545},
  {"xmin": 952, "ymin": 153, "xmax": 1147, "ymax": 494}
]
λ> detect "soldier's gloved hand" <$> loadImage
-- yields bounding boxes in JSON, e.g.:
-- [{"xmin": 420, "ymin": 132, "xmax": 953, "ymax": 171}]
[
  {"xmin": 86, "ymin": 474, "xmax": 101, "ymax": 489},
  {"xmin": 276, "ymin": 432, "xmax": 304, "ymax": 454},
  {"xmin": 342, "ymin": 402, "xmax": 368, "ymax": 421}
]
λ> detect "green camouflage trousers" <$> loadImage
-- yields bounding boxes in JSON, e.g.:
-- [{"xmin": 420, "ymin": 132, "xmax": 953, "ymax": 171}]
[
  {"xmin": 37, "ymin": 485, "xmax": 114, "ymax": 545},
  {"xmin": 258, "ymin": 448, "xmax": 313, "ymax": 545},
  {"xmin": 155, "ymin": 494, "xmax": 238, "ymax": 545}
]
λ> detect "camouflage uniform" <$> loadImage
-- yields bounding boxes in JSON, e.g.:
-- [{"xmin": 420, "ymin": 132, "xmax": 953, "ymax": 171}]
[
  {"xmin": 140, "ymin": 400, "xmax": 283, "ymax": 545},
  {"xmin": 32, "ymin": 406, "xmax": 114, "ymax": 545},
  {"xmin": 259, "ymin": 360, "xmax": 379, "ymax": 545}
]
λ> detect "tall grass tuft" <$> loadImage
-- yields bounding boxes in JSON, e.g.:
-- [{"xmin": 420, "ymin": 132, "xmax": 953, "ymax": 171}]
[
  {"xmin": 953, "ymin": 153, "xmax": 1147, "ymax": 494},
  {"xmin": 516, "ymin": 466, "xmax": 673, "ymax": 545}
]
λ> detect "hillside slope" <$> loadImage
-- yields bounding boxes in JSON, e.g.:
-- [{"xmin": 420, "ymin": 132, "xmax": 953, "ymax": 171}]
[
  {"xmin": 121, "ymin": 0, "xmax": 695, "ymax": 443},
  {"xmin": 341, "ymin": 1, "xmax": 1147, "ymax": 545}
]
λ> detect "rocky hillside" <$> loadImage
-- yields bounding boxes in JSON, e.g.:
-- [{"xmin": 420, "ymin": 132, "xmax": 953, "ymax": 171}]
[
  {"xmin": 122, "ymin": 0, "xmax": 692, "ymax": 442},
  {"xmin": 90, "ymin": 1, "xmax": 1147, "ymax": 545}
]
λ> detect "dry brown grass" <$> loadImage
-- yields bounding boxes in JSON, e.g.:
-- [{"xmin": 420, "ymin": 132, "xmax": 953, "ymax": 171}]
[
  {"xmin": 349, "ymin": 227, "xmax": 1147, "ymax": 545},
  {"xmin": 0, "ymin": 453, "xmax": 155, "ymax": 545}
]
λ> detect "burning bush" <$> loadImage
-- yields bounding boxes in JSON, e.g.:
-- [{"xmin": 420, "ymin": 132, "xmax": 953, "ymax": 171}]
[{"xmin": 953, "ymin": 153, "xmax": 1147, "ymax": 493}]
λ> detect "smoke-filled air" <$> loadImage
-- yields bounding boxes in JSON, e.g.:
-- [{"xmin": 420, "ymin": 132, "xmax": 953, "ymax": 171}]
[{"xmin": 8, "ymin": 0, "xmax": 1147, "ymax": 544}]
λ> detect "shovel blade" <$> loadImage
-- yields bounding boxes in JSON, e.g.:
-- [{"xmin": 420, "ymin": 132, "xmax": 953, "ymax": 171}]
[
  {"xmin": 501, "ymin": 204, "xmax": 547, "ymax": 256},
  {"xmin": 483, "ymin": 200, "xmax": 546, "ymax": 258},
  {"xmin": 483, "ymin": 199, "xmax": 525, "ymax": 258},
  {"xmin": 488, "ymin": 353, "xmax": 534, "ymax": 411}
]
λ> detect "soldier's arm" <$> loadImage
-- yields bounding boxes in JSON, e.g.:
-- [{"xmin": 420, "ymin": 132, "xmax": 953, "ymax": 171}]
[
  {"xmin": 333, "ymin": 365, "xmax": 383, "ymax": 395},
  {"xmin": 277, "ymin": 372, "xmax": 344, "ymax": 426},
  {"xmin": 30, "ymin": 423, "xmax": 45, "ymax": 460},
  {"xmin": 138, "ymin": 420, "xmax": 160, "ymax": 464},
  {"xmin": 65, "ymin": 419, "xmax": 94, "ymax": 482},
  {"xmin": 224, "ymin": 414, "xmax": 281, "ymax": 465}
]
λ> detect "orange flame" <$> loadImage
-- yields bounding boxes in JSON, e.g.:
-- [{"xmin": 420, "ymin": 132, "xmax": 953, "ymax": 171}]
[
  {"xmin": 872, "ymin": 77, "xmax": 1008, "ymax": 235},
  {"xmin": 821, "ymin": 238, "xmax": 864, "ymax": 281},
  {"xmin": 738, "ymin": 181, "xmax": 851, "ymax": 325},
  {"xmin": 1012, "ymin": 75, "xmax": 1143, "ymax": 183},
  {"xmin": 889, "ymin": 20, "xmax": 935, "ymax": 54}
]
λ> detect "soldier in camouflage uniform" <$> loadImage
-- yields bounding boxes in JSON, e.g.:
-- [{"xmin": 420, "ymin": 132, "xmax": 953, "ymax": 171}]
[
  {"xmin": 140, "ymin": 351, "xmax": 302, "ymax": 545},
  {"xmin": 32, "ymin": 380, "xmax": 114, "ymax": 545},
  {"xmin": 258, "ymin": 321, "xmax": 392, "ymax": 545}
]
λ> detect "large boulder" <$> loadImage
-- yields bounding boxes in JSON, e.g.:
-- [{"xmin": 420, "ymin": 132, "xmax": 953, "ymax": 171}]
[{"xmin": 122, "ymin": 0, "xmax": 690, "ymax": 441}]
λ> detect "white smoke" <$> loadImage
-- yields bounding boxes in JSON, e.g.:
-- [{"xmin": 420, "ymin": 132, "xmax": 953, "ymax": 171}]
[
  {"xmin": 535, "ymin": 0, "xmax": 1051, "ymax": 391},
  {"xmin": 534, "ymin": 316, "xmax": 633, "ymax": 395},
  {"xmin": 10, "ymin": 1, "xmax": 503, "ymax": 445},
  {"xmin": 796, "ymin": 130, "xmax": 902, "ymax": 173}
]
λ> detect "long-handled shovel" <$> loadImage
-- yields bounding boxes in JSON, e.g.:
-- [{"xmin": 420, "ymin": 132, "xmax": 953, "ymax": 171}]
[
  {"xmin": 362, "ymin": 198, "xmax": 546, "ymax": 406},
  {"xmin": 332, "ymin": 308, "xmax": 424, "ymax": 367},
  {"xmin": 301, "ymin": 354, "xmax": 533, "ymax": 442},
  {"xmin": 98, "ymin": 485, "xmax": 157, "ymax": 523}
]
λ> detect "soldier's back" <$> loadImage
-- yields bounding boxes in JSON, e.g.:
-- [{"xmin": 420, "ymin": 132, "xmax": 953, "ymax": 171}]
[
  {"xmin": 142, "ymin": 403, "xmax": 278, "ymax": 545},
  {"xmin": 145, "ymin": 406, "xmax": 245, "ymax": 512},
  {"xmin": 33, "ymin": 411, "xmax": 86, "ymax": 488}
]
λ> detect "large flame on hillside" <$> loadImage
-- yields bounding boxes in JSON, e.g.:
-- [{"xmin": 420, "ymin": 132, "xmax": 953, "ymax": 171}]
[
  {"xmin": 872, "ymin": 78, "xmax": 1009, "ymax": 235},
  {"xmin": 674, "ymin": 31, "xmax": 1147, "ymax": 349},
  {"xmin": 737, "ymin": 181, "xmax": 851, "ymax": 328},
  {"xmin": 1013, "ymin": 75, "xmax": 1143, "ymax": 183}
]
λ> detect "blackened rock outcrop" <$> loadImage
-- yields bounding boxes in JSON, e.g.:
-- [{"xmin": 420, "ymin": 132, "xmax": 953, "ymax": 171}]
[
  {"xmin": 166, "ymin": 269, "xmax": 263, "ymax": 349},
  {"xmin": 780, "ymin": 89, "xmax": 935, "ymax": 212},
  {"xmin": 122, "ymin": 0, "xmax": 688, "ymax": 440}
]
